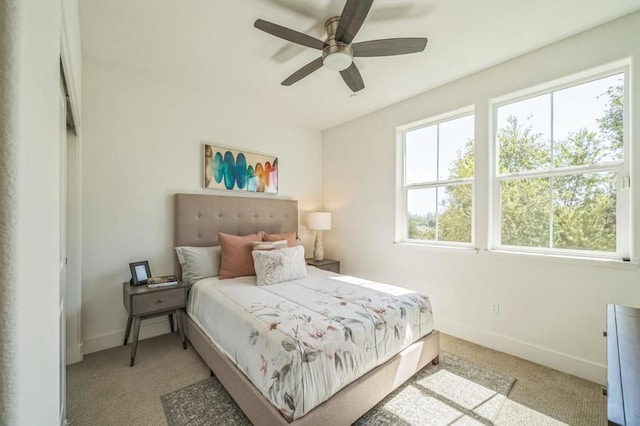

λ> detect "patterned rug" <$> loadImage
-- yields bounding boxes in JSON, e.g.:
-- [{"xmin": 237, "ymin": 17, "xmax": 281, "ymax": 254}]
[{"xmin": 161, "ymin": 352, "xmax": 515, "ymax": 426}]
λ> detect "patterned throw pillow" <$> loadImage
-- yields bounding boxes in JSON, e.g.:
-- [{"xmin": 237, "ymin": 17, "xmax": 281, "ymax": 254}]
[{"xmin": 251, "ymin": 246, "xmax": 307, "ymax": 286}]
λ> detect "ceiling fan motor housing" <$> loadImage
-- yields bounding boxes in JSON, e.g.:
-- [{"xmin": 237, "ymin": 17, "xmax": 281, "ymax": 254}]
[{"xmin": 322, "ymin": 16, "xmax": 353, "ymax": 71}]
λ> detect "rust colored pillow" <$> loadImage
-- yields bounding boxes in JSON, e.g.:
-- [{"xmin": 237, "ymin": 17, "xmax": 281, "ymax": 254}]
[
  {"xmin": 262, "ymin": 231, "xmax": 297, "ymax": 247},
  {"xmin": 218, "ymin": 232, "xmax": 262, "ymax": 279}
]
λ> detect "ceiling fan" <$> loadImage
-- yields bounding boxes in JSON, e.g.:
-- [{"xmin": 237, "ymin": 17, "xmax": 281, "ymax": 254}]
[{"xmin": 254, "ymin": 0, "xmax": 428, "ymax": 92}]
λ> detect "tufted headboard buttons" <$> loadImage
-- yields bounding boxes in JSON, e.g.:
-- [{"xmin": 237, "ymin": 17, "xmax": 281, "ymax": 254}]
[{"xmin": 174, "ymin": 194, "xmax": 298, "ymax": 278}]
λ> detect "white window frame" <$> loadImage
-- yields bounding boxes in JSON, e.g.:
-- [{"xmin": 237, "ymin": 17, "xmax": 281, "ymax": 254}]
[
  {"xmin": 489, "ymin": 62, "xmax": 630, "ymax": 260},
  {"xmin": 396, "ymin": 106, "xmax": 475, "ymax": 247}
]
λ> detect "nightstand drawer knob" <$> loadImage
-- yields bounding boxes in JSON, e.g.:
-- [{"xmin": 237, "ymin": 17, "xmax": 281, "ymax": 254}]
[{"xmin": 157, "ymin": 300, "xmax": 163, "ymax": 304}]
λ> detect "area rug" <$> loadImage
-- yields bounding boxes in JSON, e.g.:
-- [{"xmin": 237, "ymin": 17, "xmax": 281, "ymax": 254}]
[{"xmin": 161, "ymin": 352, "xmax": 515, "ymax": 426}]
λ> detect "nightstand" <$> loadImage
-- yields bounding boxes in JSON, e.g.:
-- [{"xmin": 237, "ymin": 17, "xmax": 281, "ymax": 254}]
[
  {"xmin": 306, "ymin": 258, "xmax": 340, "ymax": 273},
  {"xmin": 122, "ymin": 281, "xmax": 188, "ymax": 366}
]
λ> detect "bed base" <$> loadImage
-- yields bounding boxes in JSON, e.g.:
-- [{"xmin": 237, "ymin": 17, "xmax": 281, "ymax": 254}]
[{"xmin": 183, "ymin": 311, "xmax": 440, "ymax": 425}]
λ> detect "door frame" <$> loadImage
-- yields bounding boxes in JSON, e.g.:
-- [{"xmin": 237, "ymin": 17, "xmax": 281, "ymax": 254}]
[
  {"xmin": 58, "ymin": 75, "xmax": 67, "ymax": 426},
  {"xmin": 60, "ymin": 11, "xmax": 83, "ymax": 366}
]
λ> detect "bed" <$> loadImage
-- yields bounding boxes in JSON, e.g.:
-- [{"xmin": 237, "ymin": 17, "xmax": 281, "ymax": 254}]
[{"xmin": 174, "ymin": 193, "xmax": 440, "ymax": 425}]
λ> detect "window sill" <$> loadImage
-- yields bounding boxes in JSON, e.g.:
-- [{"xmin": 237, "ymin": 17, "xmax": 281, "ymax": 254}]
[
  {"xmin": 486, "ymin": 249, "xmax": 639, "ymax": 270},
  {"xmin": 393, "ymin": 241, "xmax": 479, "ymax": 255},
  {"xmin": 393, "ymin": 242, "xmax": 638, "ymax": 269}
]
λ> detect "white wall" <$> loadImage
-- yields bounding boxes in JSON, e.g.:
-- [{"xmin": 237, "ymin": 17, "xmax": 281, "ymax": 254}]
[
  {"xmin": 322, "ymin": 12, "xmax": 640, "ymax": 384},
  {"xmin": 14, "ymin": 0, "xmax": 65, "ymax": 423},
  {"xmin": 81, "ymin": 61, "xmax": 323, "ymax": 353}
]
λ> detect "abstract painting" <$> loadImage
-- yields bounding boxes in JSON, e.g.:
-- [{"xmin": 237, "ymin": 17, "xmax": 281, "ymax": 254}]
[{"xmin": 203, "ymin": 144, "xmax": 278, "ymax": 194}]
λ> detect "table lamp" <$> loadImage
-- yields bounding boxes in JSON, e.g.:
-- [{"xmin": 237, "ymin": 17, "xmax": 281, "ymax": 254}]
[{"xmin": 307, "ymin": 212, "xmax": 331, "ymax": 261}]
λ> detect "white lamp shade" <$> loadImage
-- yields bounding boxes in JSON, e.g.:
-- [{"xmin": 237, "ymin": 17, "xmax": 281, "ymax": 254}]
[{"xmin": 307, "ymin": 212, "xmax": 331, "ymax": 231}]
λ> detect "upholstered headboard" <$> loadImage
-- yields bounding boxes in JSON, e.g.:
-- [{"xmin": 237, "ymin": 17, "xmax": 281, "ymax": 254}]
[{"xmin": 174, "ymin": 193, "xmax": 298, "ymax": 277}]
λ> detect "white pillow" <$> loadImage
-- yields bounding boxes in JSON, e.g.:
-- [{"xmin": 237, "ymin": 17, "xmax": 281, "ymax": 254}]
[
  {"xmin": 251, "ymin": 239, "xmax": 288, "ymax": 251},
  {"xmin": 175, "ymin": 245, "xmax": 221, "ymax": 286},
  {"xmin": 251, "ymin": 246, "xmax": 307, "ymax": 286}
]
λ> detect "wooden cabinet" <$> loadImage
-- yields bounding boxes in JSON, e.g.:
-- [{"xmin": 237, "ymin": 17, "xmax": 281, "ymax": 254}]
[
  {"xmin": 306, "ymin": 258, "xmax": 340, "ymax": 273},
  {"xmin": 607, "ymin": 304, "xmax": 640, "ymax": 425},
  {"xmin": 122, "ymin": 282, "xmax": 188, "ymax": 366}
]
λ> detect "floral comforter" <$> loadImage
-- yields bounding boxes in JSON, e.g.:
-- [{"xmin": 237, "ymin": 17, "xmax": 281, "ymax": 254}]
[{"xmin": 187, "ymin": 267, "xmax": 434, "ymax": 421}]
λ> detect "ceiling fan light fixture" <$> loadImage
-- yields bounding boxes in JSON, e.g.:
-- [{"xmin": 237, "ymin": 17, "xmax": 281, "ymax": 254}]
[
  {"xmin": 323, "ymin": 52, "xmax": 352, "ymax": 71},
  {"xmin": 322, "ymin": 42, "xmax": 354, "ymax": 71}
]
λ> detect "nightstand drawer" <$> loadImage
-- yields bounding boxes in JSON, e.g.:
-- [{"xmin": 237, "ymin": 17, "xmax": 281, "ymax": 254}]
[
  {"xmin": 306, "ymin": 258, "xmax": 340, "ymax": 273},
  {"xmin": 131, "ymin": 288, "xmax": 185, "ymax": 315},
  {"xmin": 320, "ymin": 263, "xmax": 340, "ymax": 273}
]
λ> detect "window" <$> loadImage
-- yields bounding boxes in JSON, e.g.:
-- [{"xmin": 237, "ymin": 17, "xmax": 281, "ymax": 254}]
[
  {"xmin": 492, "ymin": 71, "xmax": 628, "ymax": 258},
  {"xmin": 399, "ymin": 110, "xmax": 475, "ymax": 245}
]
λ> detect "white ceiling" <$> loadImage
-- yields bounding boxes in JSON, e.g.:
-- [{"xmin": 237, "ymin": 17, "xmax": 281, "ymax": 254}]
[{"xmin": 79, "ymin": 0, "xmax": 640, "ymax": 131}]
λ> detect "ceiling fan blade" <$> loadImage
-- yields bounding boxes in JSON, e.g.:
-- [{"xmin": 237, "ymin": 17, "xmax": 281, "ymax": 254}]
[
  {"xmin": 271, "ymin": 22, "xmax": 326, "ymax": 64},
  {"xmin": 335, "ymin": 0, "xmax": 373, "ymax": 44},
  {"xmin": 340, "ymin": 63, "xmax": 365, "ymax": 92},
  {"xmin": 281, "ymin": 57, "xmax": 323, "ymax": 86},
  {"xmin": 352, "ymin": 38, "xmax": 428, "ymax": 57},
  {"xmin": 255, "ymin": 19, "xmax": 325, "ymax": 50}
]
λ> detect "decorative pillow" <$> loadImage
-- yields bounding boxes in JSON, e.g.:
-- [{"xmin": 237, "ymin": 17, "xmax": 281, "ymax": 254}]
[
  {"xmin": 262, "ymin": 231, "xmax": 297, "ymax": 247},
  {"xmin": 251, "ymin": 239, "xmax": 288, "ymax": 251},
  {"xmin": 175, "ymin": 246, "xmax": 221, "ymax": 286},
  {"xmin": 218, "ymin": 232, "xmax": 262, "ymax": 279},
  {"xmin": 252, "ymin": 246, "xmax": 307, "ymax": 286}
]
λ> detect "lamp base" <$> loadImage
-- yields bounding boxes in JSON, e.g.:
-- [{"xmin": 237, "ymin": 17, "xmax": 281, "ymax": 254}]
[{"xmin": 313, "ymin": 231, "xmax": 324, "ymax": 261}]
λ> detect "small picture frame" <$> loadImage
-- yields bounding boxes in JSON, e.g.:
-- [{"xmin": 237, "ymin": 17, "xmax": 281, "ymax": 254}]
[{"xmin": 129, "ymin": 260, "xmax": 151, "ymax": 286}]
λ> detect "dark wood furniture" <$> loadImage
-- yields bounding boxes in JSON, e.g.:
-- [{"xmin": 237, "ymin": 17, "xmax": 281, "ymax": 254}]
[
  {"xmin": 122, "ymin": 281, "xmax": 187, "ymax": 366},
  {"xmin": 607, "ymin": 304, "xmax": 640, "ymax": 426},
  {"xmin": 306, "ymin": 258, "xmax": 340, "ymax": 273}
]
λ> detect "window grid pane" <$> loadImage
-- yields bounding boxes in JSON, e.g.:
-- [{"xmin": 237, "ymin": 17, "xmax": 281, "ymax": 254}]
[
  {"xmin": 501, "ymin": 177, "xmax": 551, "ymax": 248},
  {"xmin": 438, "ymin": 185, "xmax": 472, "ymax": 243},
  {"xmin": 552, "ymin": 172, "xmax": 616, "ymax": 252},
  {"xmin": 407, "ymin": 184, "xmax": 473, "ymax": 243},
  {"xmin": 438, "ymin": 115, "xmax": 475, "ymax": 180},
  {"xmin": 497, "ymin": 94, "xmax": 551, "ymax": 174},
  {"xmin": 407, "ymin": 188, "xmax": 436, "ymax": 241},
  {"xmin": 405, "ymin": 125, "xmax": 437, "ymax": 185}
]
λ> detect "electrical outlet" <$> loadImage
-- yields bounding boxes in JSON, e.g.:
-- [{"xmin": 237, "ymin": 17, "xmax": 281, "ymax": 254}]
[{"xmin": 491, "ymin": 302, "xmax": 500, "ymax": 315}]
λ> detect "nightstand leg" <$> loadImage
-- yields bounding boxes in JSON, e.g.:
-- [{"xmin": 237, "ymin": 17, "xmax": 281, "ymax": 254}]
[
  {"xmin": 168, "ymin": 313, "xmax": 175, "ymax": 333},
  {"xmin": 124, "ymin": 317, "xmax": 132, "ymax": 345},
  {"xmin": 176, "ymin": 309, "xmax": 187, "ymax": 350},
  {"xmin": 130, "ymin": 317, "xmax": 141, "ymax": 366}
]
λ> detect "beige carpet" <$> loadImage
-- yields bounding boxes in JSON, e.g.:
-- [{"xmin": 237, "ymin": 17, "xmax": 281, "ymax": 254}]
[
  {"xmin": 66, "ymin": 333, "xmax": 606, "ymax": 425},
  {"xmin": 66, "ymin": 333, "xmax": 209, "ymax": 426}
]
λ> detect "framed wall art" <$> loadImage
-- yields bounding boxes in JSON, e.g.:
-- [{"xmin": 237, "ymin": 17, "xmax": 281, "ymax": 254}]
[{"xmin": 203, "ymin": 144, "xmax": 278, "ymax": 194}]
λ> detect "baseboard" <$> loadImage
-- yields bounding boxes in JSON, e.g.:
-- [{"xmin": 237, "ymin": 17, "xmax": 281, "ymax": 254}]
[
  {"xmin": 65, "ymin": 342, "xmax": 84, "ymax": 365},
  {"xmin": 436, "ymin": 316, "xmax": 607, "ymax": 385},
  {"xmin": 82, "ymin": 316, "xmax": 172, "ymax": 355}
]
